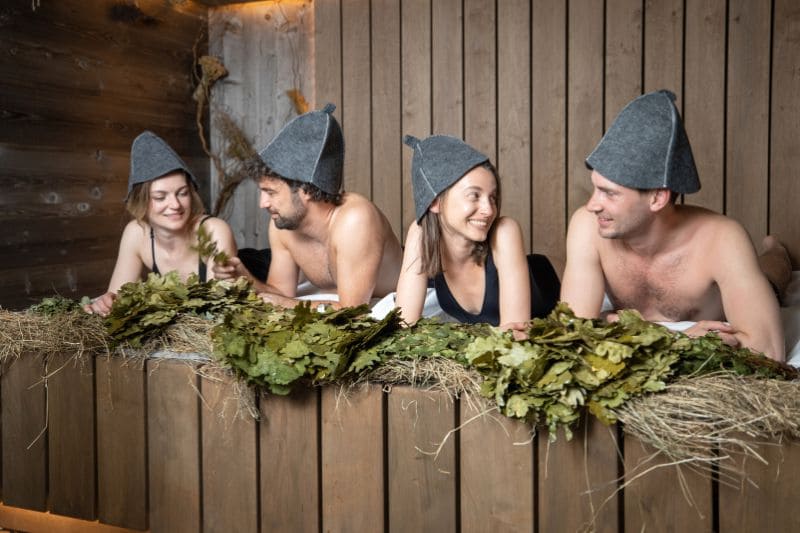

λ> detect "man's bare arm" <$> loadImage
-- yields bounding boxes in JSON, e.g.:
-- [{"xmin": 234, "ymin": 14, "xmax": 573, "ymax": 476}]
[
  {"xmin": 560, "ymin": 207, "xmax": 607, "ymax": 318},
  {"xmin": 711, "ymin": 221, "xmax": 784, "ymax": 360}
]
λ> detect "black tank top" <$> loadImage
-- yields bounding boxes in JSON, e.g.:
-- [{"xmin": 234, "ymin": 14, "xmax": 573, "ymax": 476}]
[
  {"xmin": 150, "ymin": 215, "xmax": 213, "ymax": 282},
  {"xmin": 434, "ymin": 251, "xmax": 561, "ymax": 326}
]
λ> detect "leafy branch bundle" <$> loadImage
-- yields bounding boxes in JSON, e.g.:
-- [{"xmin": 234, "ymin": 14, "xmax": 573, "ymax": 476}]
[
  {"xmin": 105, "ymin": 272, "xmax": 257, "ymax": 347},
  {"xmin": 462, "ymin": 303, "xmax": 797, "ymax": 439},
  {"xmin": 211, "ymin": 304, "xmax": 402, "ymax": 394}
]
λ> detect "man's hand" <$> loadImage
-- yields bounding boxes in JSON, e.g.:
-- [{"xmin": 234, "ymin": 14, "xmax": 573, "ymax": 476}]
[
  {"xmin": 257, "ymin": 291, "xmax": 297, "ymax": 308},
  {"xmin": 83, "ymin": 292, "xmax": 116, "ymax": 317},
  {"xmin": 684, "ymin": 321, "xmax": 740, "ymax": 348}
]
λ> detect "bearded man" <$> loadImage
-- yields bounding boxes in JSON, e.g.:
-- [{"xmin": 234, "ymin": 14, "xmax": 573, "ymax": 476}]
[{"xmin": 217, "ymin": 104, "xmax": 402, "ymax": 308}]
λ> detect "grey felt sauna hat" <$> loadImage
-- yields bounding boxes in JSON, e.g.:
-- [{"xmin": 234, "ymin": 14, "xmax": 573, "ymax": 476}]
[
  {"xmin": 258, "ymin": 103, "xmax": 344, "ymax": 196},
  {"xmin": 404, "ymin": 134, "xmax": 490, "ymax": 223},
  {"xmin": 586, "ymin": 90, "xmax": 700, "ymax": 194},
  {"xmin": 127, "ymin": 131, "xmax": 197, "ymax": 199}
]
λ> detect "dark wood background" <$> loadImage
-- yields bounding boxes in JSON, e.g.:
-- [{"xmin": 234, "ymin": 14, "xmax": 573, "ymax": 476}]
[{"xmin": 0, "ymin": 0, "xmax": 208, "ymax": 309}]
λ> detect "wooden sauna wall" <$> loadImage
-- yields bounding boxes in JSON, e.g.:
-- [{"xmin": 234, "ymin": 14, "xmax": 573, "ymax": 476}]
[
  {"xmin": 305, "ymin": 0, "xmax": 800, "ymax": 274},
  {"xmin": 1, "ymin": 354, "xmax": 799, "ymax": 532},
  {"xmin": 0, "ymin": 0, "xmax": 208, "ymax": 310}
]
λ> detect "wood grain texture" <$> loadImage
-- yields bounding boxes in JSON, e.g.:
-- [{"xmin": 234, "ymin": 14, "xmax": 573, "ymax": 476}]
[
  {"xmin": 497, "ymin": 0, "xmax": 531, "ymax": 243},
  {"xmin": 531, "ymin": 0, "xmax": 567, "ymax": 268},
  {"xmin": 605, "ymin": 0, "xmax": 643, "ymax": 127},
  {"xmin": 260, "ymin": 387, "xmax": 319, "ymax": 532},
  {"xmin": 96, "ymin": 357, "xmax": 147, "ymax": 530},
  {"xmin": 644, "ymin": 0, "xmax": 683, "ymax": 95},
  {"xmin": 400, "ymin": 0, "xmax": 432, "ymax": 232},
  {"xmin": 47, "ymin": 353, "xmax": 96, "ymax": 520},
  {"xmin": 769, "ymin": 0, "xmax": 800, "ymax": 264},
  {"xmin": 725, "ymin": 0, "xmax": 771, "ymax": 238},
  {"xmin": 459, "ymin": 399, "xmax": 533, "ymax": 533},
  {"xmin": 321, "ymin": 385, "xmax": 384, "ymax": 532},
  {"xmin": 624, "ymin": 435, "xmax": 713, "ymax": 532},
  {"xmin": 432, "ymin": 0, "xmax": 463, "ymax": 137},
  {"xmin": 370, "ymin": 0, "xmax": 403, "ymax": 236},
  {"xmin": 1, "ymin": 354, "xmax": 47, "ymax": 511},
  {"xmin": 147, "ymin": 359, "xmax": 201, "ymax": 533},
  {"xmin": 200, "ymin": 374, "xmax": 258, "ymax": 533},
  {"xmin": 341, "ymin": 0, "xmax": 373, "ymax": 198},
  {"xmin": 538, "ymin": 418, "xmax": 619, "ymax": 533},
  {"xmin": 718, "ymin": 439, "xmax": 800, "ymax": 532},
  {"xmin": 684, "ymin": 0, "xmax": 726, "ymax": 212},
  {"xmin": 387, "ymin": 387, "xmax": 457, "ymax": 532},
  {"xmin": 567, "ymin": 0, "xmax": 604, "ymax": 216},
  {"xmin": 464, "ymin": 0, "xmax": 496, "ymax": 161}
]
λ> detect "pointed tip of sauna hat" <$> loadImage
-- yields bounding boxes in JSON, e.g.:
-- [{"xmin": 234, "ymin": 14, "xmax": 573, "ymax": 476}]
[
  {"xmin": 585, "ymin": 89, "xmax": 700, "ymax": 194},
  {"xmin": 404, "ymin": 134, "xmax": 490, "ymax": 223},
  {"xmin": 257, "ymin": 103, "xmax": 344, "ymax": 196},
  {"xmin": 127, "ymin": 131, "xmax": 198, "ymax": 200}
]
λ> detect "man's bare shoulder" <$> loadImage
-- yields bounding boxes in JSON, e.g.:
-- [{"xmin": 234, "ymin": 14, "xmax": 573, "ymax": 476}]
[
  {"xmin": 333, "ymin": 193, "xmax": 393, "ymax": 234},
  {"xmin": 677, "ymin": 205, "xmax": 751, "ymax": 246}
]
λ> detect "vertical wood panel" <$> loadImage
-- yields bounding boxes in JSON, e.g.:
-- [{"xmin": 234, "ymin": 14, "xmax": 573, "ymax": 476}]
[
  {"xmin": 531, "ymin": 0, "xmax": 567, "ymax": 269},
  {"xmin": 260, "ymin": 387, "xmax": 319, "ymax": 532},
  {"xmin": 605, "ymin": 0, "xmax": 643, "ymax": 125},
  {"xmin": 726, "ymin": 0, "xmax": 771, "ymax": 237},
  {"xmin": 400, "ymin": 0, "xmax": 432, "ymax": 231},
  {"xmin": 321, "ymin": 385, "xmax": 384, "ymax": 532},
  {"xmin": 96, "ymin": 356, "xmax": 147, "ymax": 531},
  {"xmin": 148, "ymin": 359, "xmax": 201, "ymax": 533},
  {"xmin": 624, "ymin": 436, "xmax": 712, "ymax": 532},
  {"xmin": 371, "ymin": 0, "xmax": 403, "ymax": 235},
  {"xmin": 497, "ymin": 0, "xmax": 532, "ymax": 244},
  {"xmin": 464, "ymin": 0, "xmax": 497, "ymax": 161},
  {"xmin": 1, "ymin": 354, "xmax": 47, "ymax": 511},
  {"xmin": 341, "ymin": 0, "xmax": 373, "ymax": 198},
  {"xmin": 718, "ymin": 441, "xmax": 800, "ymax": 532},
  {"xmin": 684, "ymin": 0, "xmax": 726, "ymax": 212},
  {"xmin": 201, "ymin": 375, "xmax": 258, "ymax": 533},
  {"xmin": 567, "ymin": 0, "xmax": 605, "ymax": 216},
  {"xmin": 538, "ymin": 419, "xmax": 619, "ymax": 533},
  {"xmin": 314, "ymin": 0, "xmax": 342, "ymax": 110},
  {"xmin": 644, "ymin": 0, "xmax": 683, "ymax": 96},
  {"xmin": 460, "ymin": 400, "xmax": 533, "ymax": 532},
  {"xmin": 387, "ymin": 387, "xmax": 456, "ymax": 532},
  {"xmin": 769, "ymin": 0, "xmax": 800, "ymax": 263},
  {"xmin": 432, "ymin": 0, "xmax": 463, "ymax": 137},
  {"xmin": 48, "ymin": 353, "xmax": 96, "ymax": 520}
]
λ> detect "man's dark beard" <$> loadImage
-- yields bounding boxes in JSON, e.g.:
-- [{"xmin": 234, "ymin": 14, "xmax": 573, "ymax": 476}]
[{"xmin": 272, "ymin": 192, "xmax": 307, "ymax": 230}]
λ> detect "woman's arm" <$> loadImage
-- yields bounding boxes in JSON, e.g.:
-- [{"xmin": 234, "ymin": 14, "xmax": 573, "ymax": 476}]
[
  {"xmin": 84, "ymin": 221, "xmax": 146, "ymax": 315},
  {"xmin": 492, "ymin": 217, "xmax": 531, "ymax": 331},
  {"xmin": 395, "ymin": 223, "xmax": 429, "ymax": 325}
]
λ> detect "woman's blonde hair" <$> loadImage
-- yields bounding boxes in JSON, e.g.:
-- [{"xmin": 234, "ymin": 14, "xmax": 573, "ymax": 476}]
[
  {"xmin": 125, "ymin": 172, "xmax": 205, "ymax": 224},
  {"xmin": 418, "ymin": 162, "xmax": 501, "ymax": 278}
]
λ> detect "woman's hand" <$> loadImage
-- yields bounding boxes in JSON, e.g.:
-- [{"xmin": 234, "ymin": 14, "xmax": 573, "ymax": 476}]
[
  {"xmin": 83, "ymin": 292, "xmax": 116, "ymax": 317},
  {"xmin": 501, "ymin": 321, "xmax": 529, "ymax": 341}
]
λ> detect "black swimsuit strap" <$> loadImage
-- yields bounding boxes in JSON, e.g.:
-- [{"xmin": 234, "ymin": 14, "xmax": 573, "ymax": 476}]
[{"xmin": 149, "ymin": 215, "xmax": 215, "ymax": 279}]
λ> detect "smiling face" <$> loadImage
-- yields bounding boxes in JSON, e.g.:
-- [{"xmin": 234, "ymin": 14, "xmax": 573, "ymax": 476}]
[
  {"xmin": 258, "ymin": 176, "xmax": 308, "ymax": 230},
  {"xmin": 431, "ymin": 165, "xmax": 498, "ymax": 244},
  {"xmin": 585, "ymin": 170, "xmax": 655, "ymax": 239},
  {"xmin": 146, "ymin": 172, "xmax": 194, "ymax": 230}
]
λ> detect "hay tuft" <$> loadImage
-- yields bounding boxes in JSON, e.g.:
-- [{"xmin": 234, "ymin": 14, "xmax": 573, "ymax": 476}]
[
  {"xmin": 616, "ymin": 372, "xmax": 800, "ymax": 482},
  {"xmin": 360, "ymin": 355, "xmax": 483, "ymax": 401},
  {"xmin": 0, "ymin": 309, "xmax": 109, "ymax": 368}
]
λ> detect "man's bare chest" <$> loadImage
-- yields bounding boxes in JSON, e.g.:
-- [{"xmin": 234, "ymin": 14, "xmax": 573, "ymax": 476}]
[
  {"xmin": 288, "ymin": 239, "xmax": 336, "ymax": 289},
  {"xmin": 601, "ymin": 251, "xmax": 718, "ymax": 321}
]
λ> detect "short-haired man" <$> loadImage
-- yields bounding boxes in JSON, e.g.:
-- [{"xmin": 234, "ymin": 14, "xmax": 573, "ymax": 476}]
[
  {"xmin": 560, "ymin": 90, "xmax": 785, "ymax": 361},
  {"xmin": 217, "ymin": 104, "xmax": 403, "ymax": 308}
]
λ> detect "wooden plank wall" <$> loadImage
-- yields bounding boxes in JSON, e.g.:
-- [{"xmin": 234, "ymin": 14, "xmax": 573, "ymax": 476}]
[
  {"xmin": 207, "ymin": 1, "xmax": 314, "ymax": 249},
  {"xmin": 308, "ymin": 0, "xmax": 800, "ymax": 274},
  {"xmin": 1, "ymin": 354, "xmax": 800, "ymax": 532},
  {"xmin": 0, "ymin": 0, "xmax": 208, "ymax": 310}
]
